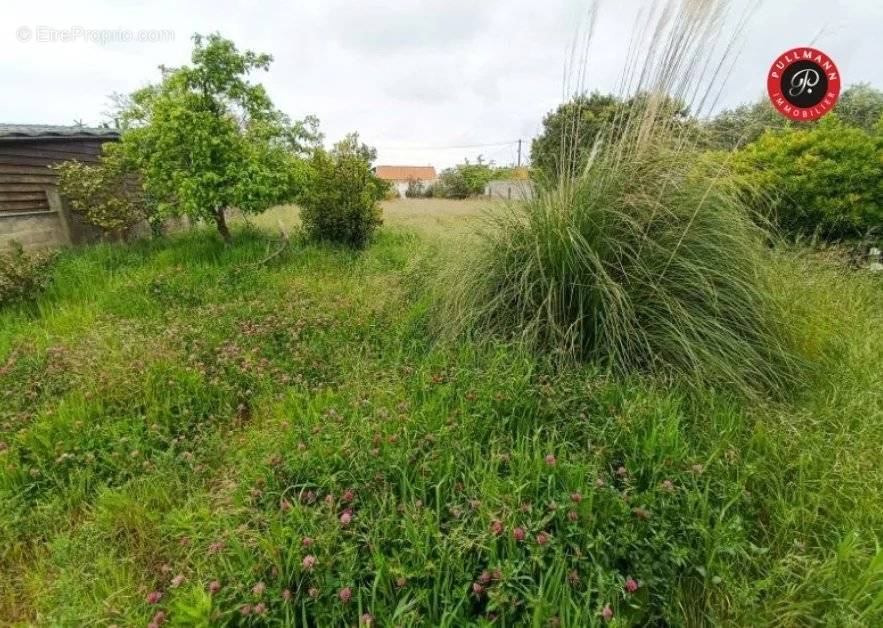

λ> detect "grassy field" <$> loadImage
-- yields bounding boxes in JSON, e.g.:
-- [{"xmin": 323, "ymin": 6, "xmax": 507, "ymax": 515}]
[
  {"xmin": 1, "ymin": 199, "xmax": 882, "ymax": 626},
  {"xmin": 253, "ymin": 198, "xmax": 491, "ymax": 240}
]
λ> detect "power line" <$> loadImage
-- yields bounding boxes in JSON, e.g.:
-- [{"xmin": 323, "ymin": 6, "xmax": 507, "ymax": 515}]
[{"xmin": 375, "ymin": 140, "xmax": 519, "ymax": 151}]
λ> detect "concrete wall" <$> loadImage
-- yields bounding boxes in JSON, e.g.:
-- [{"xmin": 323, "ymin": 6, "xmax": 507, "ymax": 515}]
[
  {"xmin": 485, "ymin": 180, "xmax": 535, "ymax": 201},
  {"xmin": 0, "ymin": 211, "xmax": 68, "ymax": 250},
  {"xmin": 0, "ymin": 187, "xmax": 105, "ymax": 252}
]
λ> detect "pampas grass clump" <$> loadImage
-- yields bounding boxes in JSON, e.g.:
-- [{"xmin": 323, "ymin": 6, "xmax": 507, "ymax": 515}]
[{"xmin": 438, "ymin": 0, "xmax": 801, "ymax": 395}]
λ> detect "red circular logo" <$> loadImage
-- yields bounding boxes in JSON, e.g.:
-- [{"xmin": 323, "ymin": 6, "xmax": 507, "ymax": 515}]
[{"xmin": 767, "ymin": 47, "xmax": 840, "ymax": 120}]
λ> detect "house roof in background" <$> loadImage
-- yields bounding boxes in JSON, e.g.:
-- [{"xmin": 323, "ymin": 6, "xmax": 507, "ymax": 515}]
[
  {"xmin": 0, "ymin": 124, "xmax": 120, "ymax": 141},
  {"xmin": 374, "ymin": 165, "xmax": 437, "ymax": 181}
]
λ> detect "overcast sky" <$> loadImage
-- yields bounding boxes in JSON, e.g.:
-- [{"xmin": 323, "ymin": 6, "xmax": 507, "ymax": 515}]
[{"xmin": 2, "ymin": 1, "xmax": 881, "ymax": 168}]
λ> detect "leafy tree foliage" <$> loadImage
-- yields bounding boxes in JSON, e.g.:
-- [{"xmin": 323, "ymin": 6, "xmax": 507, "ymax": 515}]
[
  {"xmin": 531, "ymin": 93, "xmax": 620, "ymax": 182},
  {"xmin": 117, "ymin": 33, "xmax": 302, "ymax": 241},
  {"xmin": 432, "ymin": 167, "xmax": 471, "ymax": 199},
  {"xmin": 531, "ymin": 92, "xmax": 689, "ymax": 181},
  {"xmin": 53, "ymin": 145, "xmax": 151, "ymax": 235},
  {"xmin": 333, "ymin": 132, "xmax": 378, "ymax": 164},
  {"xmin": 430, "ymin": 157, "xmax": 518, "ymax": 199},
  {"xmin": 836, "ymin": 83, "xmax": 883, "ymax": 132},
  {"xmin": 732, "ymin": 115, "xmax": 883, "ymax": 239},
  {"xmin": 703, "ymin": 99, "xmax": 790, "ymax": 149},
  {"xmin": 706, "ymin": 84, "xmax": 883, "ymax": 149},
  {"xmin": 298, "ymin": 138, "xmax": 385, "ymax": 248}
]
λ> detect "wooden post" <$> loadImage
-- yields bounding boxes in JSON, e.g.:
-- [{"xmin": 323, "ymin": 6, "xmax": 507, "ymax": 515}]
[{"xmin": 45, "ymin": 187, "xmax": 73, "ymax": 245}]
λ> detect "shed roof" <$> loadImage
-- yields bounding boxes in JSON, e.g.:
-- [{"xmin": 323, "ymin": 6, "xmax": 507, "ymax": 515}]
[
  {"xmin": 0, "ymin": 124, "xmax": 120, "ymax": 141},
  {"xmin": 374, "ymin": 165, "xmax": 437, "ymax": 181}
]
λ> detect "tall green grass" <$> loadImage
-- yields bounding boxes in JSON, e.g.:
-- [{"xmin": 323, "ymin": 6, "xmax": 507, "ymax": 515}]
[
  {"xmin": 1, "ymin": 219, "xmax": 880, "ymax": 625},
  {"xmin": 438, "ymin": 0, "xmax": 799, "ymax": 395}
]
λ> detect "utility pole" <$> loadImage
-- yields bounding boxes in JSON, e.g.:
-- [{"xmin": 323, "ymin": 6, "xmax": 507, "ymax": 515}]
[{"xmin": 517, "ymin": 139, "xmax": 522, "ymax": 168}]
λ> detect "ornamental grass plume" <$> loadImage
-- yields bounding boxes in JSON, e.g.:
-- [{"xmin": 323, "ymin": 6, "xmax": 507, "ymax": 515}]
[{"xmin": 436, "ymin": 0, "xmax": 802, "ymax": 398}]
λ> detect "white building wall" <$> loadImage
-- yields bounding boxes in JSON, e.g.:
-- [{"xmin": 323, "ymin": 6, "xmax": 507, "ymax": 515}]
[{"xmin": 390, "ymin": 179, "xmax": 438, "ymax": 197}]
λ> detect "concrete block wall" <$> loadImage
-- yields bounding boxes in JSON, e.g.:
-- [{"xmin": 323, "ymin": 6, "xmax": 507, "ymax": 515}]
[{"xmin": 0, "ymin": 212, "xmax": 68, "ymax": 251}]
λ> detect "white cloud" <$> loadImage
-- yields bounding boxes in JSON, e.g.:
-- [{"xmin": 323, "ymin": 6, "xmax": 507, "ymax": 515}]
[{"xmin": 1, "ymin": 0, "xmax": 880, "ymax": 169}]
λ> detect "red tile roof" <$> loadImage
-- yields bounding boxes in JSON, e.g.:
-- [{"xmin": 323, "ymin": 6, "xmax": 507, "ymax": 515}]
[{"xmin": 374, "ymin": 165, "xmax": 437, "ymax": 181}]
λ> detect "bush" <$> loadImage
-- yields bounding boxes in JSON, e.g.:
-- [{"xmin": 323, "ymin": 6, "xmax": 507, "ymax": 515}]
[
  {"xmin": 732, "ymin": 116, "xmax": 883, "ymax": 239},
  {"xmin": 432, "ymin": 167, "xmax": 471, "ymax": 199},
  {"xmin": 299, "ymin": 148, "xmax": 384, "ymax": 248},
  {"xmin": 0, "ymin": 242, "xmax": 56, "ymax": 308},
  {"xmin": 439, "ymin": 120, "xmax": 800, "ymax": 397},
  {"xmin": 404, "ymin": 178, "xmax": 425, "ymax": 198},
  {"xmin": 53, "ymin": 148, "xmax": 151, "ymax": 235}
]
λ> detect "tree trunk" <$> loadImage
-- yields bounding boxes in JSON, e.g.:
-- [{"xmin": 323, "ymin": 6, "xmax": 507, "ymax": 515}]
[{"xmin": 214, "ymin": 207, "xmax": 231, "ymax": 243}]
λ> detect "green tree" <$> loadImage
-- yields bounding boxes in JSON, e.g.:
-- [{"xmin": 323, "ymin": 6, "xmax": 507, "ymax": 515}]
[
  {"xmin": 333, "ymin": 132, "xmax": 378, "ymax": 164},
  {"xmin": 706, "ymin": 84, "xmax": 883, "ymax": 150},
  {"xmin": 432, "ymin": 167, "xmax": 471, "ymax": 199},
  {"xmin": 531, "ymin": 93, "xmax": 620, "ymax": 182},
  {"xmin": 531, "ymin": 92, "xmax": 689, "ymax": 182},
  {"xmin": 733, "ymin": 115, "xmax": 883, "ymax": 239},
  {"xmin": 836, "ymin": 83, "xmax": 883, "ymax": 132},
  {"xmin": 118, "ymin": 33, "xmax": 302, "ymax": 241},
  {"xmin": 430, "ymin": 158, "xmax": 518, "ymax": 199},
  {"xmin": 704, "ymin": 99, "xmax": 790, "ymax": 149}
]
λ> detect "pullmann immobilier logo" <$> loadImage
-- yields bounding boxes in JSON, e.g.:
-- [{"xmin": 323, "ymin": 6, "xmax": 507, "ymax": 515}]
[{"xmin": 767, "ymin": 47, "xmax": 841, "ymax": 120}]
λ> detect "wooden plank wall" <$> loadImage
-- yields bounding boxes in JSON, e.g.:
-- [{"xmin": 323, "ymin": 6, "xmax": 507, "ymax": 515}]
[{"xmin": 0, "ymin": 139, "xmax": 104, "ymax": 215}]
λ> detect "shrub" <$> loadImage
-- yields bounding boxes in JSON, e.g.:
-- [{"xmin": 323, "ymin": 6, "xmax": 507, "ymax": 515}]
[
  {"xmin": 53, "ymin": 147, "xmax": 150, "ymax": 235},
  {"xmin": 456, "ymin": 160, "xmax": 496, "ymax": 195},
  {"xmin": 433, "ymin": 167, "xmax": 471, "ymax": 199},
  {"xmin": 404, "ymin": 178, "xmax": 425, "ymax": 198},
  {"xmin": 433, "ymin": 161, "xmax": 516, "ymax": 199},
  {"xmin": 0, "ymin": 242, "xmax": 56, "ymax": 308},
  {"xmin": 732, "ymin": 116, "xmax": 883, "ymax": 239},
  {"xmin": 299, "ymin": 147, "xmax": 384, "ymax": 248}
]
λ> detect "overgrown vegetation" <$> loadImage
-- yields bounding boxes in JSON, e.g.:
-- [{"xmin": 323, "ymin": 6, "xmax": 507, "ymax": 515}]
[
  {"xmin": 531, "ymin": 87, "xmax": 883, "ymax": 243},
  {"xmin": 439, "ymin": 133, "xmax": 798, "ymax": 396},
  {"xmin": 0, "ymin": 242, "xmax": 56, "ymax": 308},
  {"xmin": 706, "ymin": 82, "xmax": 883, "ymax": 150},
  {"xmin": 2, "ymin": 4, "xmax": 882, "ymax": 627},
  {"xmin": 116, "ymin": 34, "xmax": 305, "ymax": 241},
  {"xmin": 428, "ymin": 158, "xmax": 518, "ymax": 199},
  {"xmin": 53, "ymin": 146, "xmax": 152, "ymax": 236},
  {"xmin": 441, "ymin": 3, "xmax": 803, "ymax": 398},
  {"xmin": 732, "ymin": 115, "xmax": 883, "ymax": 239},
  {"xmin": 1, "ymin": 218, "xmax": 880, "ymax": 626},
  {"xmin": 298, "ymin": 137, "xmax": 386, "ymax": 248},
  {"xmin": 530, "ymin": 93, "xmax": 689, "ymax": 182}
]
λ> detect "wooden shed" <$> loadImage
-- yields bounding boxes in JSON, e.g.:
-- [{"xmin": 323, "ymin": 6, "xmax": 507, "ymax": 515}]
[{"xmin": 0, "ymin": 124, "xmax": 120, "ymax": 250}]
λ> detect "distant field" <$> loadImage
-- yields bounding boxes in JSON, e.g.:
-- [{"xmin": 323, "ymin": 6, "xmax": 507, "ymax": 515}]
[{"xmin": 251, "ymin": 198, "xmax": 499, "ymax": 239}]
